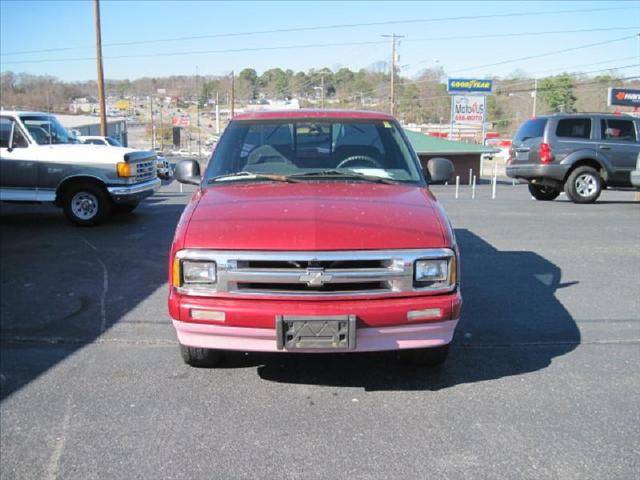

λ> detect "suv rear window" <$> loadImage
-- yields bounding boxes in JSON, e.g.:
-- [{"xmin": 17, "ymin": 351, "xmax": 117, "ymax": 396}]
[
  {"xmin": 600, "ymin": 119, "xmax": 637, "ymax": 142},
  {"xmin": 514, "ymin": 118, "xmax": 547, "ymax": 142},
  {"xmin": 556, "ymin": 118, "xmax": 591, "ymax": 139}
]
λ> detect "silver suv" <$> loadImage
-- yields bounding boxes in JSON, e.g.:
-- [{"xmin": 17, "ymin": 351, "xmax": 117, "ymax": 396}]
[{"xmin": 506, "ymin": 113, "xmax": 640, "ymax": 203}]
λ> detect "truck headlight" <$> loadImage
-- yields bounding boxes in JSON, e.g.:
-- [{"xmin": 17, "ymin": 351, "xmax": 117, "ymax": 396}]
[
  {"xmin": 182, "ymin": 260, "xmax": 217, "ymax": 285},
  {"xmin": 117, "ymin": 162, "xmax": 133, "ymax": 177},
  {"xmin": 414, "ymin": 254, "xmax": 456, "ymax": 289}
]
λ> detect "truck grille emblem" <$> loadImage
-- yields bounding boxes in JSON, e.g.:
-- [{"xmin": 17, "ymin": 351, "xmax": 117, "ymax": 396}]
[{"xmin": 299, "ymin": 268, "xmax": 333, "ymax": 286}]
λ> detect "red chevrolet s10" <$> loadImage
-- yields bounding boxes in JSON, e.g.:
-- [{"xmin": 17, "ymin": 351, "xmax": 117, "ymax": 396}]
[{"xmin": 168, "ymin": 110, "xmax": 461, "ymax": 367}]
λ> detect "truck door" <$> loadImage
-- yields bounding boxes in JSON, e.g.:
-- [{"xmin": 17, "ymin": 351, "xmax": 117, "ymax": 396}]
[
  {"xmin": 598, "ymin": 117, "xmax": 640, "ymax": 187},
  {"xmin": 0, "ymin": 116, "xmax": 37, "ymax": 201}
]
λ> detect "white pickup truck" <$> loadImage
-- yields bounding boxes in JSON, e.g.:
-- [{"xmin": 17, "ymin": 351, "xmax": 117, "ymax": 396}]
[{"xmin": 0, "ymin": 111, "xmax": 160, "ymax": 226}]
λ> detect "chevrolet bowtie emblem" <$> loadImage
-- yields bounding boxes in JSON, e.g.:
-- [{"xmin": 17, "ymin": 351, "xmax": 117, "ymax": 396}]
[{"xmin": 299, "ymin": 268, "xmax": 333, "ymax": 286}]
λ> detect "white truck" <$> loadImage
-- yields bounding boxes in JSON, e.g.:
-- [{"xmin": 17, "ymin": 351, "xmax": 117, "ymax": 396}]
[{"xmin": 0, "ymin": 111, "xmax": 160, "ymax": 226}]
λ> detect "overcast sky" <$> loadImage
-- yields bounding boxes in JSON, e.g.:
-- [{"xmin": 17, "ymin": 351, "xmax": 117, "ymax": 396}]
[{"xmin": 1, "ymin": 0, "xmax": 638, "ymax": 81}]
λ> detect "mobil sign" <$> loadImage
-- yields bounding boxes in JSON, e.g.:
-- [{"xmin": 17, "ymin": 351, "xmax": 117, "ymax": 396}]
[{"xmin": 452, "ymin": 95, "xmax": 485, "ymax": 124}]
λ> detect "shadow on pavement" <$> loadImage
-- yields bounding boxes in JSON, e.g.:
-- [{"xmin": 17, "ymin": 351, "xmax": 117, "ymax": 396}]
[
  {"xmin": 0, "ymin": 200, "xmax": 186, "ymax": 401},
  {"xmin": 249, "ymin": 228, "xmax": 581, "ymax": 391}
]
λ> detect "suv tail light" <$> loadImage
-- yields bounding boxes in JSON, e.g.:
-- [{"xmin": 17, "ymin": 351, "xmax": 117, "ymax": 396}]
[{"xmin": 539, "ymin": 142, "xmax": 552, "ymax": 164}]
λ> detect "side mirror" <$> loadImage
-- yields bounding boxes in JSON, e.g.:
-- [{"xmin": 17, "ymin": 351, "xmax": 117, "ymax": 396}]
[
  {"xmin": 426, "ymin": 157, "xmax": 454, "ymax": 184},
  {"xmin": 175, "ymin": 159, "xmax": 201, "ymax": 185}
]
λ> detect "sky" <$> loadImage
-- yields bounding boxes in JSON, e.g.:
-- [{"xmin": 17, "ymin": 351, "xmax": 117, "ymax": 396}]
[{"xmin": 1, "ymin": 0, "xmax": 639, "ymax": 81}]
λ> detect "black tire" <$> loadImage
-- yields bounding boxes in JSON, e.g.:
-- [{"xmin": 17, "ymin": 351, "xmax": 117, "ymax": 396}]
[
  {"xmin": 62, "ymin": 182, "xmax": 111, "ymax": 226},
  {"xmin": 179, "ymin": 344, "xmax": 222, "ymax": 368},
  {"xmin": 528, "ymin": 184, "xmax": 560, "ymax": 201},
  {"xmin": 113, "ymin": 203, "xmax": 139, "ymax": 214},
  {"xmin": 399, "ymin": 345, "xmax": 450, "ymax": 367},
  {"xmin": 564, "ymin": 166, "xmax": 602, "ymax": 204}
]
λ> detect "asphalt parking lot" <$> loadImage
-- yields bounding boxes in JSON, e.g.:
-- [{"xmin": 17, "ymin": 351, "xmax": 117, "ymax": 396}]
[{"xmin": 1, "ymin": 181, "xmax": 639, "ymax": 480}]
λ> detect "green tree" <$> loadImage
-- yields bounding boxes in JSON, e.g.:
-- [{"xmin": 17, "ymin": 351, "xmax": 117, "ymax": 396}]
[{"xmin": 538, "ymin": 74, "xmax": 577, "ymax": 113}]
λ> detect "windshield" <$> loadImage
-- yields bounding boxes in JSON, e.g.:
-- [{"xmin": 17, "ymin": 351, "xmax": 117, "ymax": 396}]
[
  {"xmin": 20, "ymin": 115, "xmax": 77, "ymax": 145},
  {"xmin": 106, "ymin": 137, "xmax": 122, "ymax": 147},
  {"xmin": 203, "ymin": 119, "xmax": 424, "ymax": 184}
]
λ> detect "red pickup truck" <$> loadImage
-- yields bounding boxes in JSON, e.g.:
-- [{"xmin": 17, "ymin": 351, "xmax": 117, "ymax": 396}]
[{"xmin": 168, "ymin": 110, "xmax": 461, "ymax": 367}]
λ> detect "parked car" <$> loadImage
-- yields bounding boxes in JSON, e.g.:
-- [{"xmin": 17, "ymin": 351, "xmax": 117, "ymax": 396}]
[
  {"xmin": 79, "ymin": 136, "xmax": 173, "ymax": 180},
  {"xmin": 78, "ymin": 135, "xmax": 123, "ymax": 147},
  {"xmin": 0, "ymin": 111, "xmax": 160, "ymax": 225},
  {"xmin": 506, "ymin": 113, "xmax": 640, "ymax": 203},
  {"xmin": 169, "ymin": 110, "xmax": 460, "ymax": 367},
  {"xmin": 631, "ymin": 152, "xmax": 640, "ymax": 188}
]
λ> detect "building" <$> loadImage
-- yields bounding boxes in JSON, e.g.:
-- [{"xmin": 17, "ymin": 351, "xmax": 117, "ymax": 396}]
[
  {"xmin": 404, "ymin": 129, "xmax": 498, "ymax": 184},
  {"xmin": 56, "ymin": 114, "xmax": 129, "ymax": 146},
  {"xmin": 69, "ymin": 96, "xmax": 98, "ymax": 114}
]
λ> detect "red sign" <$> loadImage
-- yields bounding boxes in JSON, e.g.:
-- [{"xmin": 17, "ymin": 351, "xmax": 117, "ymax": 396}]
[{"xmin": 171, "ymin": 115, "xmax": 191, "ymax": 126}]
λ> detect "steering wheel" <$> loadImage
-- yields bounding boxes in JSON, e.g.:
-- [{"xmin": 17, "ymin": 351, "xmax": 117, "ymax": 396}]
[{"xmin": 336, "ymin": 155, "xmax": 382, "ymax": 169}]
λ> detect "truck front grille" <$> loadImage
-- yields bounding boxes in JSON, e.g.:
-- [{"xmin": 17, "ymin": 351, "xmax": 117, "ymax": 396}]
[
  {"xmin": 175, "ymin": 249, "xmax": 455, "ymax": 299},
  {"xmin": 135, "ymin": 160, "xmax": 156, "ymax": 182}
]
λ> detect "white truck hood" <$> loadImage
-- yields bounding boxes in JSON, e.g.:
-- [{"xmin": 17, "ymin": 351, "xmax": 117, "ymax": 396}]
[{"xmin": 31, "ymin": 144, "xmax": 153, "ymax": 165}]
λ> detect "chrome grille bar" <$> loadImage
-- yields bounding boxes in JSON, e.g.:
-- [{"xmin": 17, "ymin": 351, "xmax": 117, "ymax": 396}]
[{"xmin": 175, "ymin": 249, "xmax": 455, "ymax": 298}]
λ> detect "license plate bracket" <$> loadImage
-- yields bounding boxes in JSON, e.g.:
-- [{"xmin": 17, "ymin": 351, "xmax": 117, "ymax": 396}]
[{"xmin": 276, "ymin": 315, "xmax": 356, "ymax": 350}]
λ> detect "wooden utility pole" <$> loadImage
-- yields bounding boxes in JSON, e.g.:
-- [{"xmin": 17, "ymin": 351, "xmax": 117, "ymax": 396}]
[
  {"xmin": 230, "ymin": 70, "xmax": 235, "ymax": 118},
  {"xmin": 382, "ymin": 33, "xmax": 404, "ymax": 117},
  {"xmin": 149, "ymin": 95, "xmax": 154, "ymax": 149},
  {"xmin": 320, "ymin": 74, "xmax": 325, "ymax": 109},
  {"xmin": 94, "ymin": 0, "xmax": 107, "ymax": 136}
]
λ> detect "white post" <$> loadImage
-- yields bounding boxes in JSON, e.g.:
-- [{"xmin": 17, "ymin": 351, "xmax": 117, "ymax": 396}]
[
  {"xmin": 492, "ymin": 174, "xmax": 497, "ymax": 200},
  {"xmin": 215, "ymin": 104, "xmax": 220, "ymax": 134},
  {"xmin": 471, "ymin": 175, "xmax": 476, "ymax": 199},
  {"xmin": 180, "ymin": 182, "xmax": 183, "ymax": 193},
  {"xmin": 469, "ymin": 169, "xmax": 473, "ymax": 186},
  {"xmin": 455, "ymin": 176, "xmax": 460, "ymax": 199}
]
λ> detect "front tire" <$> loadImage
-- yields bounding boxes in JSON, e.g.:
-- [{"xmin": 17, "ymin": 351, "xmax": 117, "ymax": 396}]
[
  {"xmin": 528, "ymin": 184, "xmax": 560, "ymax": 201},
  {"xmin": 179, "ymin": 344, "xmax": 222, "ymax": 367},
  {"xmin": 564, "ymin": 166, "xmax": 602, "ymax": 204},
  {"xmin": 62, "ymin": 182, "xmax": 111, "ymax": 226},
  {"xmin": 399, "ymin": 345, "xmax": 449, "ymax": 367}
]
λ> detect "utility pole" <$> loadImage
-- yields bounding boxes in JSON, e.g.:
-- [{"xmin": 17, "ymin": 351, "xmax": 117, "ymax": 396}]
[
  {"xmin": 215, "ymin": 91, "xmax": 220, "ymax": 134},
  {"xmin": 230, "ymin": 70, "xmax": 235, "ymax": 118},
  {"xmin": 382, "ymin": 33, "xmax": 404, "ymax": 117},
  {"xmin": 159, "ymin": 97, "xmax": 163, "ymax": 150},
  {"xmin": 532, "ymin": 78, "xmax": 538, "ymax": 117},
  {"xmin": 320, "ymin": 74, "xmax": 325, "ymax": 109},
  {"xmin": 196, "ymin": 66, "xmax": 201, "ymax": 158},
  {"xmin": 149, "ymin": 95, "xmax": 154, "ymax": 149},
  {"xmin": 93, "ymin": 0, "xmax": 107, "ymax": 136}
]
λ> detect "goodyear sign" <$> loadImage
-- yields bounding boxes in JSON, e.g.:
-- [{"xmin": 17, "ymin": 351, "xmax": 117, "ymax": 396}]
[
  {"xmin": 608, "ymin": 88, "xmax": 640, "ymax": 107},
  {"xmin": 447, "ymin": 78, "xmax": 493, "ymax": 94}
]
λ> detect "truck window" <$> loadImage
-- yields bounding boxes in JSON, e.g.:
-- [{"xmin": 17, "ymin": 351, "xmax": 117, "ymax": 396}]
[
  {"xmin": 0, "ymin": 118, "xmax": 28, "ymax": 148},
  {"xmin": 513, "ymin": 118, "xmax": 547, "ymax": 142},
  {"xmin": 600, "ymin": 119, "xmax": 637, "ymax": 142},
  {"xmin": 556, "ymin": 118, "xmax": 591, "ymax": 139}
]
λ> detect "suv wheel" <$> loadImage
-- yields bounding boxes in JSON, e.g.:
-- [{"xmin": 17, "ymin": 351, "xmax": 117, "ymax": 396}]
[
  {"xmin": 63, "ymin": 183, "xmax": 111, "ymax": 226},
  {"xmin": 179, "ymin": 344, "xmax": 222, "ymax": 367},
  {"xmin": 564, "ymin": 166, "xmax": 602, "ymax": 204},
  {"xmin": 528, "ymin": 184, "xmax": 560, "ymax": 201}
]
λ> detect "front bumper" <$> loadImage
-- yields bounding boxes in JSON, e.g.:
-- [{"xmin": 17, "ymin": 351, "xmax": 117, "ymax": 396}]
[
  {"xmin": 169, "ymin": 290, "xmax": 462, "ymax": 352},
  {"xmin": 107, "ymin": 178, "xmax": 161, "ymax": 204},
  {"xmin": 173, "ymin": 318, "xmax": 459, "ymax": 352},
  {"xmin": 506, "ymin": 163, "xmax": 570, "ymax": 182}
]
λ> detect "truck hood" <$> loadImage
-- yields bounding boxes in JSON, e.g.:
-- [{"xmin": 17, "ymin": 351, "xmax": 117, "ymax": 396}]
[
  {"xmin": 30, "ymin": 144, "xmax": 150, "ymax": 165},
  {"xmin": 184, "ymin": 183, "xmax": 448, "ymax": 250}
]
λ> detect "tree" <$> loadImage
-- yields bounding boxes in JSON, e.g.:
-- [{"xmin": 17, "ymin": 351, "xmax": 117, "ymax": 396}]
[{"xmin": 538, "ymin": 74, "xmax": 577, "ymax": 113}]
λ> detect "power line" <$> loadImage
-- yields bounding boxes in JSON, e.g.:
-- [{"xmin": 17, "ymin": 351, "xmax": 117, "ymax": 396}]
[
  {"xmin": 2, "ymin": 6, "xmax": 633, "ymax": 57},
  {"xmin": 404, "ymin": 27, "xmax": 639, "ymax": 67},
  {"xmin": 448, "ymin": 35, "xmax": 637, "ymax": 74},
  {"xmin": 0, "ymin": 39, "xmax": 389, "ymax": 65}
]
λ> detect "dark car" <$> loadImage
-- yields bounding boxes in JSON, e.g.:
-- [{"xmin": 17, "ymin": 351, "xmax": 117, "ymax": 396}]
[{"xmin": 506, "ymin": 113, "xmax": 640, "ymax": 203}]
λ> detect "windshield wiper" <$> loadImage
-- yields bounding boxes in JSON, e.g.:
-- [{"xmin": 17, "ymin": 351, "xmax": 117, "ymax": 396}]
[
  {"xmin": 287, "ymin": 170, "xmax": 398, "ymax": 184},
  {"xmin": 207, "ymin": 171, "xmax": 300, "ymax": 184}
]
